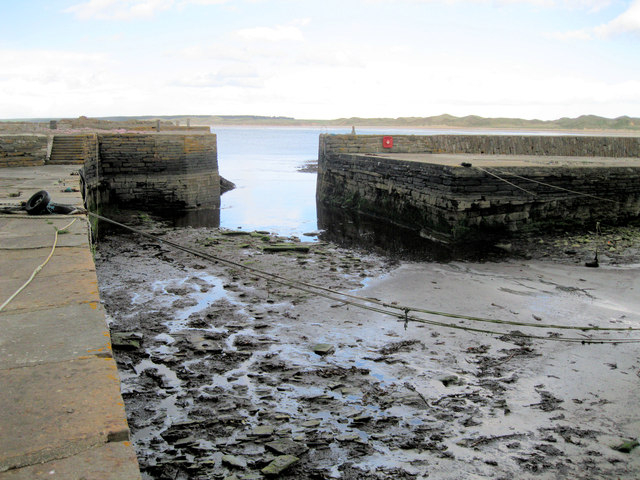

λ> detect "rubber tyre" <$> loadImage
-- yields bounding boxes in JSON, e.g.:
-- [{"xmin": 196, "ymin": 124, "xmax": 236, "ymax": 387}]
[{"xmin": 25, "ymin": 190, "xmax": 51, "ymax": 215}]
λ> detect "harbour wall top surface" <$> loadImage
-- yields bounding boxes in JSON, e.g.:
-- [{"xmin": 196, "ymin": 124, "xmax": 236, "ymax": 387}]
[{"xmin": 319, "ymin": 133, "xmax": 640, "ymax": 158}]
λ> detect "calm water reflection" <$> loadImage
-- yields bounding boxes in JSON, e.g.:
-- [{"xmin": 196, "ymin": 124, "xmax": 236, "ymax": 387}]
[
  {"xmin": 215, "ymin": 126, "xmax": 341, "ymax": 239},
  {"xmin": 195, "ymin": 127, "xmax": 572, "ymax": 255},
  {"xmin": 215, "ymin": 126, "xmax": 526, "ymax": 239}
]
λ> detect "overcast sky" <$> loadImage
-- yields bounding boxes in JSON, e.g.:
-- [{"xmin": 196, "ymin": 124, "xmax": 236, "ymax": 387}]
[{"xmin": 1, "ymin": 0, "xmax": 639, "ymax": 120}]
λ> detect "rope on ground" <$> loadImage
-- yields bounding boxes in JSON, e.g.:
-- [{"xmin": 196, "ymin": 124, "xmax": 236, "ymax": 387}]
[
  {"xmin": 0, "ymin": 211, "xmax": 86, "ymax": 219},
  {"xmin": 473, "ymin": 166, "xmax": 537, "ymax": 196},
  {"xmin": 0, "ymin": 218, "xmax": 77, "ymax": 313},
  {"xmin": 87, "ymin": 212, "xmax": 640, "ymax": 344},
  {"xmin": 471, "ymin": 165, "xmax": 618, "ymax": 205},
  {"xmin": 91, "ymin": 213, "xmax": 638, "ymax": 332},
  {"xmin": 494, "ymin": 170, "xmax": 618, "ymax": 204}
]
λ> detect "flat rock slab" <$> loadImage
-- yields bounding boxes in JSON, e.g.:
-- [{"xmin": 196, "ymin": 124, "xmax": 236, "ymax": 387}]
[
  {"xmin": 0, "ymin": 441, "xmax": 140, "ymax": 480},
  {"xmin": 313, "ymin": 343, "xmax": 335, "ymax": 356},
  {"xmin": 0, "ymin": 303, "xmax": 112, "ymax": 368},
  {"xmin": 263, "ymin": 244, "xmax": 310, "ymax": 253},
  {"xmin": 265, "ymin": 439, "xmax": 309, "ymax": 456},
  {"xmin": 0, "ymin": 357, "xmax": 130, "ymax": 472},
  {"xmin": 261, "ymin": 455, "xmax": 299, "ymax": 476}
]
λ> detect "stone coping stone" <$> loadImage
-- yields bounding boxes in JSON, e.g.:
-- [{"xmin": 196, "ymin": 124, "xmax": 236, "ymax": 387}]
[
  {"xmin": 0, "ymin": 269, "xmax": 100, "ymax": 314},
  {"xmin": 0, "ymin": 442, "xmax": 140, "ymax": 480},
  {"xmin": 0, "ymin": 357, "xmax": 130, "ymax": 472},
  {"xmin": 0, "ymin": 246, "xmax": 94, "ymax": 282},
  {"xmin": 0, "ymin": 302, "xmax": 112, "ymax": 368},
  {"xmin": 0, "ymin": 218, "xmax": 88, "ymax": 250}
]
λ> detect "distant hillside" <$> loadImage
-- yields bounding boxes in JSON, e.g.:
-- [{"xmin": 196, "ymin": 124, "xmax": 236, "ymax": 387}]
[
  {"xmin": 312, "ymin": 114, "xmax": 640, "ymax": 131},
  {"xmin": 4, "ymin": 114, "xmax": 639, "ymax": 131},
  {"xmin": 139, "ymin": 114, "xmax": 640, "ymax": 131}
]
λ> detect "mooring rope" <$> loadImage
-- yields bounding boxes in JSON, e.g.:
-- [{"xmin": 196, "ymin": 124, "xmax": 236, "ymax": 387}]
[
  {"xmin": 473, "ymin": 166, "xmax": 537, "ymax": 196},
  {"xmin": 86, "ymin": 212, "xmax": 640, "ymax": 344},
  {"xmin": 0, "ymin": 218, "xmax": 77, "ymax": 313},
  {"xmin": 471, "ymin": 164, "xmax": 619, "ymax": 205},
  {"xmin": 494, "ymin": 170, "xmax": 619, "ymax": 204}
]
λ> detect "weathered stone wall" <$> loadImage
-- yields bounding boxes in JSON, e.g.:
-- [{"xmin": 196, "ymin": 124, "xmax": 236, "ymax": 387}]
[
  {"xmin": 0, "ymin": 135, "xmax": 48, "ymax": 167},
  {"xmin": 0, "ymin": 118, "xmax": 211, "ymax": 134},
  {"xmin": 0, "ymin": 122, "xmax": 49, "ymax": 134},
  {"xmin": 320, "ymin": 134, "xmax": 640, "ymax": 158},
  {"xmin": 84, "ymin": 133, "xmax": 219, "ymax": 211},
  {"xmin": 318, "ymin": 135, "xmax": 640, "ymax": 243}
]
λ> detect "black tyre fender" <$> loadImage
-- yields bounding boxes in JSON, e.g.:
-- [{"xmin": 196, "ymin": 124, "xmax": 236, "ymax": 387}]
[{"xmin": 25, "ymin": 190, "xmax": 51, "ymax": 215}]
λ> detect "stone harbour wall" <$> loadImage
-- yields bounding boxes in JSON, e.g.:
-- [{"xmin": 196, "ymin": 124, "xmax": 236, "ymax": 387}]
[
  {"xmin": 319, "ymin": 134, "xmax": 640, "ymax": 157},
  {"xmin": 84, "ymin": 133, "xmax": 219, "ymax": 211},
  {"xmin": 317, "ymin": 135, "xmax": 640, "ymax": 243},
  {"xmin": 0, "ymin": 135, "xmax": 48, "ymax": 167}
]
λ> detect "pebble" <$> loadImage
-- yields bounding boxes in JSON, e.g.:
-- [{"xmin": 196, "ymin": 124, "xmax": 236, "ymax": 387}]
[
  {"xmin": 221, "ymin": 454, "xmax": 247, "ymax": 468},
  {"xmin": 313, "ymin": 343, "xmax": 335, "ymax": 356},
  {"xmin": 250, "ymin": 425, "xmax": 275, "ymax": 437},
  {"xmin": 261, "ymin": 455, "xmax": 299, "ymax": 475}
]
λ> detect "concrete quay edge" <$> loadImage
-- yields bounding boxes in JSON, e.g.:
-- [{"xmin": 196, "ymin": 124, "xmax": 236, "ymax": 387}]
[{"xmin": 0, "ymin": 165, "xmax": 141, "ymax": 479}]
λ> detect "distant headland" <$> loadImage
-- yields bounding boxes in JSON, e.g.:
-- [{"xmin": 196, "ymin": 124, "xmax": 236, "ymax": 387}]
[{"xmin": 2, "ymin": 114, "xmax": 639, "ymax": 132}]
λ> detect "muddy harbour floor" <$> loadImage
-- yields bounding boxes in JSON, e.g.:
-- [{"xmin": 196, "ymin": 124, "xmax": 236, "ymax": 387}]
[{"xmin": 94, "ymin": 218, "xmax": 640, "ymax": 480}]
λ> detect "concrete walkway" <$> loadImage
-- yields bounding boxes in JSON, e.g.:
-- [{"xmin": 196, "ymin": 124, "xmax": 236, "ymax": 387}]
[{"xmin": 0, "ymin": 166, "xmax": 140, "ymax": 479}]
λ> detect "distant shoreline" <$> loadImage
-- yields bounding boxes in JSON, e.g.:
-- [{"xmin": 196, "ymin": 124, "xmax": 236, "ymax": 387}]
[
  {"xmin": 200, "ymin": 123, "xmax": 640, "ymax": 136},
  {"xmin": 3, "ymin": 114, "xmax": 640, "ymax": 136}
]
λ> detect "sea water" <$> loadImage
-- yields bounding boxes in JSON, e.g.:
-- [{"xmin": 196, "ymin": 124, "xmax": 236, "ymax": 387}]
[{"xmin": 213, "ymin": 126, "xmax": 575, "ymax": 243}]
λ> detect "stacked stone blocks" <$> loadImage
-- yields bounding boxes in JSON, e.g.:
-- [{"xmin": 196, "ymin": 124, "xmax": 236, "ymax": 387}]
[
  {"xmin": 0, "ymin": 136, "xmax": 48, "ymax": 167},
  {"xmin": 317, "ymin": 135, "xmax": 640, "ymax": 243},
  {"xmin": 88, "ymin": 134, "xmax": 219, "ymax": 211}
]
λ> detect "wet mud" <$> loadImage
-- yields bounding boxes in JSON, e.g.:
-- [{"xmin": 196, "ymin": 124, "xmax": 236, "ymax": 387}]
[{"xmin": 95, "ymin": 223, "xmax": 640, "ymax": 479}]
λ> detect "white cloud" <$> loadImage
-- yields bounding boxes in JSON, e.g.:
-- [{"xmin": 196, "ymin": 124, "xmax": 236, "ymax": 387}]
[
  {"xmin": 0, "ymin": 48, "xmax": 125, "ymax": 117},
  {"xmin": 172, "ymin": 66, "xmax": 262, "ymax": 88},
  {"xmin": 545, "ymin": 28, "xmax": 593, "ymax": 39},
  {"xmin": 369, "ymin": 0, "xmax": 611, "ymax": 9},
  {"xmin": 0, "ymin": 49, "xmax": 108, "ymax": 85},
  {"xmin": 494, "ymin": 0, "xmax": 610, "ymax": 7},
  {"xmin": 236, "ymin": 20, "xmax": 309, "ymax": 42},
  {"xmin": 236, "ymin": 25, "xmax": 303, "ymax": 42},
  {"xmin": 2, "ymin": 42, "xmax": 638, "ymax": 119},
  {"xmin": 594, "ymin": 0, "xmax": 640, "ymax": 36},
  {"xmin": 66, "ymin": 0, "xmax": 175, "ymax": 20},
  {"xmin": 550, "ymin": 0, "xmax": 640, "ymax": 39},
  {"xmin": 65, "ymin": 0, "xmax": 229, "ymax": 20},
  {"xmin": 179, "ymin": 0, "xmax": 228, "ymax": 4}
]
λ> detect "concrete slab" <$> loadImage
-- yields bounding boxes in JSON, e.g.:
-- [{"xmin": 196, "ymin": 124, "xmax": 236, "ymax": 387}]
[
  {"xmin": 0, "ymin": 246, "xmax": 95, "ymax": 283},
  {"xmin": 0, "ymin": 165, "xmax": 82, "ymax": 205},
  {"xmin": 0, "ymin": 269, "xmax": 100, "ymax": 314},
  {"xmin": 0, "ymin": 442, "xmax": 140, "ymax": 480},
  {"xmin": 0, "ymin": 303, "xmax": 112, "ymax": 368},
  {"xmin": 0, "ymin": 164, "xmax": 140, "ymax": 479},
  {"xmin": 0, "ymin": 218, "xmax": 88, "ymax": 250},
  {"xmin": 0, "ymin": 357, "xmax": 130, "ymax": 472}
]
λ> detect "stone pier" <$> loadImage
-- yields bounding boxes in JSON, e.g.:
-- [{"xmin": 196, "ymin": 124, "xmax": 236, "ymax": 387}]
[
  {"xmin": 0, "ymin": 166, "xmax": 141, "ymax": 479},
  {"xmin": 317, "ymin": 134, "xmax": 640, "ymax": 244}
]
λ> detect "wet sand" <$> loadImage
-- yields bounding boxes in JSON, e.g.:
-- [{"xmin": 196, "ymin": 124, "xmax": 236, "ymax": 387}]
[{"xmin": 95, "ymin": 223, "xmax": 640, "ymax": 479}]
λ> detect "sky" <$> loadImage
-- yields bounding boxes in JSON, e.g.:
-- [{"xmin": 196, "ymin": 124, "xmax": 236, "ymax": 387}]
[{"xmin": 1, "ymin": 0, "xmax": 639, "ymax": 120}]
